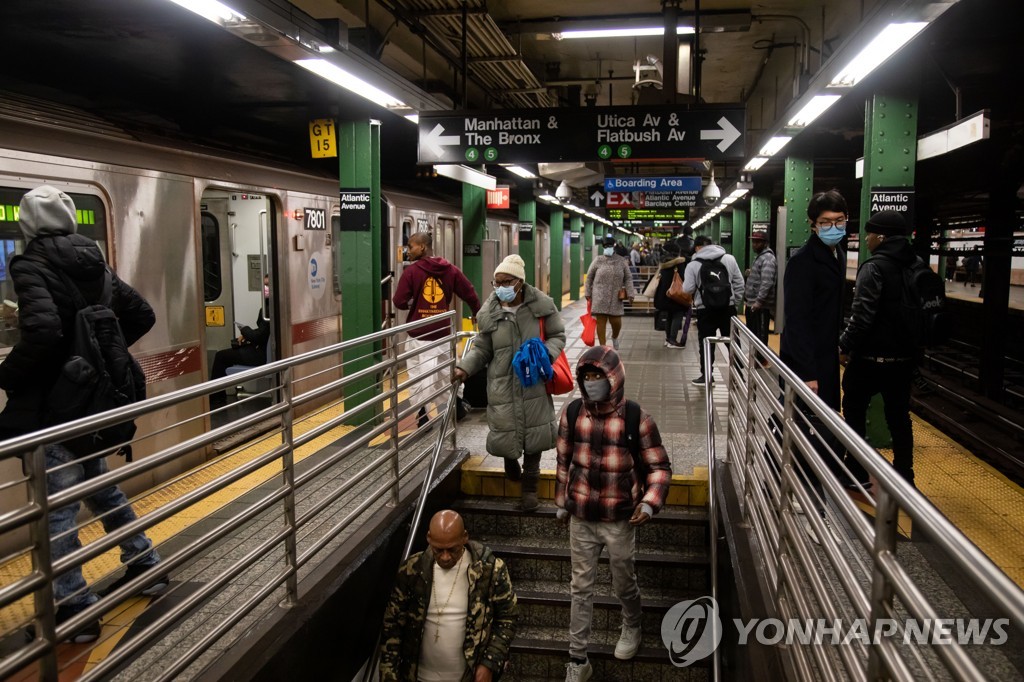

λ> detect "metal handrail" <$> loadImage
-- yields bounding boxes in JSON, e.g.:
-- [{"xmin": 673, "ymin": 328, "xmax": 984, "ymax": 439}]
[
  {"xmin": 708, "ymin": 318, "xmax": 1024, "ymax": 680},
  {"xmin": 0, "ymin": 312, "xmax": 462, "ymax": 682},
  {"xmin": 702, "ymin": 335, "xmax": 722, "ymax": 682}
]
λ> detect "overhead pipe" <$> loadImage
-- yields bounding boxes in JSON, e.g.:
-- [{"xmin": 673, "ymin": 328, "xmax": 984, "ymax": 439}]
[
  {"xmin": 752, "ymin": 13, "xmax": 812, "ymax": 98},
  {"xmin": 662, "ymin": 0, "xmax": 680, "ymax": 104}
]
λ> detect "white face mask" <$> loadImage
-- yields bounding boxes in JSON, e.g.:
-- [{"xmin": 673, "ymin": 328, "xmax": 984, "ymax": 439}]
[{"xmin": 603, "ymin": 247, "xmax": 615, "ymax": 256}]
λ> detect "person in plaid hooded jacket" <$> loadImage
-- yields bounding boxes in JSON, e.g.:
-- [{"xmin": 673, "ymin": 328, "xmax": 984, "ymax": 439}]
[{"xmin": 554, "ymin": 346, "xmax": 672, "ymax": 681}]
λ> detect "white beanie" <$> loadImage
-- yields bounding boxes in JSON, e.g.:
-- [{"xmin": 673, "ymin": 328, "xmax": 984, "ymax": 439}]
[
  {"xmin": 19, "ymin": 185, "xmax": 78, "ymax": 241},
  {"xmin": 494, "ymin": 254, "xmax": 526, "ymax": 282}
]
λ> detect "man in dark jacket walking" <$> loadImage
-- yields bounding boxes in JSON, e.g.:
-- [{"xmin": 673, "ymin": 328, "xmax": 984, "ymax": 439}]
[
  {"xmin": 394, "ymin": 232, "xmax": 481, "ymax": 424},
  {"xmin": 0, "ymin": 185, "xmax": 165, "ymax": 642},
  {"xmin": 839, "ymin": 210, "xmax": 919, "ymax": 487}
]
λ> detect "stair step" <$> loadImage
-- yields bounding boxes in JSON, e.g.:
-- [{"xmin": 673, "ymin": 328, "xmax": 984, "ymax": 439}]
[
  {"xmin": 513, "ymin": 579, "xmax": 694, "ymax": 607},
  {"xmin": 483, "ymin": 538, "xmax": 708, "ymax": 566},
  {"xmin": 517, "ymin": 600, "xmax": 677, "ymax": 635},
  {"xmin": 455, "ymin": 496, "xmax": 708, "ymax": 525}
]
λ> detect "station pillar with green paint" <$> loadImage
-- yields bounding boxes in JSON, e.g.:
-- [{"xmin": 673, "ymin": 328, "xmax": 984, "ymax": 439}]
[
  {"xmin": 548, "ymin": 207, "xmax": 564, "ymax": 310},
  {"xmin": 783, "ymin": 157, "xmax": 814, "ymax": 252},
  {"xmin": 518, "ymin": 191, "xmax": 537, "ymax": 287},
  {"xmin": 463, "ymin": 184, "xmax": 486, "ymax": 317},
  {"xmin": 731, "ymin": 205, "xmax": 749, "ymax": 272},
  {"xmin": 569, "ymin": 215, "xmax": 583, "ymax": 300},
  {"xmin": 858, "ymin": 92, "xmax": 919, "ymax": 447},
  {"xmin": 709, "ymin": 216, "xmax": 721, "ymax": 244},
  {"xmin": 338, "ymin": 119, "xmax": 382, "ymax": 423},
  {"xmin": 583, "ymin": 219, "xmax": 594, "ymax": 272},
  {"xmin": 719, "ymin": 212, "xmax": 732, "ymax": 251}
]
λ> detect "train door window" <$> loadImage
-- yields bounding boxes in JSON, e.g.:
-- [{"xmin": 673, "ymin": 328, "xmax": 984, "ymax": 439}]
[
  {"xmin": 201, "ymin": 211, "xmax": 222, "ymax": 301},
  {"xmin": 402, "ymin": 218, "xmax": 414, "ymax": 261},
  {"xmin": 0, "ymin": 186, "xmax": 108, "ymax": 351},
  {"xmin": 437, "ymin": 217, "xmax": 457, "ymax": 265}
]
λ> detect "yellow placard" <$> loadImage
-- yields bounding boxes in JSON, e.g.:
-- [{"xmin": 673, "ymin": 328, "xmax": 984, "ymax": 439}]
[
  {"xmin": 309, "ymin": 119, "xmax": 337, "ymax": 158},
  {"xmin": 205, "ymin": 305, "xmax": 225, "ymax": 327}
]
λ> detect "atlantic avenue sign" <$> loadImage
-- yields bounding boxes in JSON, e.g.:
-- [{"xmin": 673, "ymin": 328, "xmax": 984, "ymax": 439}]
[{"xmin": 417, "ymin": 106, "xmax": 745, "ymax": 164}]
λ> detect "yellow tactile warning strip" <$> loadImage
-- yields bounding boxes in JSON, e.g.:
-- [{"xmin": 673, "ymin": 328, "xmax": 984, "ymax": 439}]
[
  {"xmin": 0, "ymin": 381, "xmax": 430, "ymax": 633},
  {"xmin": 754, "ymin": 317, "xmax": 1024, "ymax": 587},
  {"xmin": 459, "ymin": 456, "xmax": 709, "ymax": 507}
]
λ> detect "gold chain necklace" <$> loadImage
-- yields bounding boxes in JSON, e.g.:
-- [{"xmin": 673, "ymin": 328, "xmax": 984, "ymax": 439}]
[{"xmin": 431, "ymin": 552, "xmax": 464, "ymax": 643}]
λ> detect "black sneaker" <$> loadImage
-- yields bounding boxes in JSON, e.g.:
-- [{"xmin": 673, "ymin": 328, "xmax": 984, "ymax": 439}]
[
  {"xmin": 417, "ymin": 407, "xmax": 429, "ymax": 428},
  {"xmin": 102, "ymin": 563, "xmax": 170, "ymax": 599},
  {"xmin": 54, "ymin": 603, "xmax": 101, "ymax": 643},
  {"xmin": 691, "ymin": 375, "xmax": 711, "ymax": 386}
]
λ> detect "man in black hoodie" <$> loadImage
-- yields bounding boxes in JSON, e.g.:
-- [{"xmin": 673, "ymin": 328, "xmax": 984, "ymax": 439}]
[
  {"xmin": 839, "ymin": 210, "xmax": 919, "ymax": 487},
  {"xmin": 0, "ymin": 185, "xmax": 165, "ymax": 642}
]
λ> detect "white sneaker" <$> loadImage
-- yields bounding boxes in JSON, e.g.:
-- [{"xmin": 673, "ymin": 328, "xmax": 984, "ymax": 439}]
[
  {"xmin": 565, "ymin": 660, "xmax": 593, "ymax": 682},
  {"xmin": 612, "ymin": 337, "xmax": 620, "ymax": 350},
  {"xmin": 614, "ymin": 624, "xmax": 643, "ymax": 660}
]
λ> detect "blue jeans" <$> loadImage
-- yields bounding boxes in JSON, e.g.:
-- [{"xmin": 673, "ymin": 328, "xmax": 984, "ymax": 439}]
[{"xmin": 46, "ymin": 443, "xmax": 159, "ymax": 607}]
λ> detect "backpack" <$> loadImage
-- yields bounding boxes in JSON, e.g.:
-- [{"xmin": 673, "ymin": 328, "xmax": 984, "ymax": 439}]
[
  {"xmin": 566, "ymin": 398, "xmax": 647, "ymax": 487},
  {"xmin": 45, "ymin": 268, "xmax": 147, "ymax": 459},
  {"xmin": 878, "ymin": 255, "xmax": 951, "ymax": 348},
  {"xmin": 698, "ymin": 256, "xmax": 732, "ymax": 310}
]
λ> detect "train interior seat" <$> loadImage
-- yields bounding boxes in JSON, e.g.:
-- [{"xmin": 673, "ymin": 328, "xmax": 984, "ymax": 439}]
[{"xmin": 224, "ymin": 343, "xmax": 273, "ymax": 399}]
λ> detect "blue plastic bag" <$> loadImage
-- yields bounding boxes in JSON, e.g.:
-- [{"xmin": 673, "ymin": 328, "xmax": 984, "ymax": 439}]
[{"xmin": 512, "ymin": 337, "xmax": 553, "ymax": 388}]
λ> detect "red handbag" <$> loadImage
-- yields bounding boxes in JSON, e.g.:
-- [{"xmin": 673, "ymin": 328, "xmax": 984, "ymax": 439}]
[
  {"xmin": 581, "ymin": 300, "xmax": 597, "ymax": 347},
  {"xmin": 539, "ymin": 316, "xmax": 574, "ymax": 395}
]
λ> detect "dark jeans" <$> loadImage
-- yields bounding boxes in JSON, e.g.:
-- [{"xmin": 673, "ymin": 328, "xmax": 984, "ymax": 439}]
[
  {"xmin": 746, "ymin": 307, "xmax": 772, "ymax": 346},
  {"xmin": 666, "ymin": 308, "xmax": 692, "ymax": 344},
  {"xmin": 841, "ymin": 356, "xmax": 915, "ymax": 483},
  {"xmin": 696, "ymin": 307, "xmax": 735, "ymax": 376},
  {"xmin": 210, "ymin": 344, "xmax": 267, "ymax": 405}
]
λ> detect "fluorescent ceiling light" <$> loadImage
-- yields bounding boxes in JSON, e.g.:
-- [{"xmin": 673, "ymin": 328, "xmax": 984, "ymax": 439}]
[
  {"xmin": 759, "ymin": 136, "xmax": 792, "ymax": 157},
  {"xmin": 743, "ymin": 157, "xmax": 769, "ymax": 172},
  {"xmin": 555, "ymin": 26, "xmax": 695, "ymax": 40},
  {"xmin": 789, "ymin": 95, "xmax": 842, "ymax": 127},
  {"xmin": 404, "ymin": 114, "xmax": 420, "ymax": 124},
  {"xmin": 433, "ymin": 164, "xmax": 497, "ymax": 190},
  {"xmin": 504, "ymin": 165, "xmax": 537, "ymax": 179},
  {"xmin": 917, "ymin": 110, "xmax": 989, "ymax": 161},
  {"xmin": 538, "ymin": 194, "xmax": 559, "ymax": 203},
  {"xmin": 722, "ymin": 196, "xmax": 737, "ymax": 205},
  {"xmin": 295, "ymin": 58, "xmax": 406, "ymax": 109},
  {"xmin": 829, "ymin": 22, "xmax": 928, "ymax": 88},
  {"xmin": 167, "ymin": 0, "xmax": 245, "ymax": 24},
  {"xmin": 730, "ymin": 188, "xmax": 750, "ymax": 199}
]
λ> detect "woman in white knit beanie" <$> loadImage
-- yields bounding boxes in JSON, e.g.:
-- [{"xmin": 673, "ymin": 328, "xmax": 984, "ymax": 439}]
[{"xmin": 455, "ymin": 254, "xmax": 565, "ymax": 511}]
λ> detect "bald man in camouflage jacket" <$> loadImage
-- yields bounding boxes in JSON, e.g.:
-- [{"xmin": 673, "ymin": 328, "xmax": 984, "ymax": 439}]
[{"xmin": 379, "ymin": 511, "xmax": 518, "ymax": 681}]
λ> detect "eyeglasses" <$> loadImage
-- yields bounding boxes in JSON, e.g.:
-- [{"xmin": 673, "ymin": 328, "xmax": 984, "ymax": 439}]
[
  {"xmin": 491, "ymin": 279, "xmax": 519, "ymax": 287},
  {"xmin": 815, "ymin": 220, "xmax": 848, "ymax": 229}
]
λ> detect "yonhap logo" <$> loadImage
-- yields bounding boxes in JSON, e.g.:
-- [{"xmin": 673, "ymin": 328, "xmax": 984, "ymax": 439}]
[{"xmin": 661, "ymin": 596, "xmax": 723, "ymax": 666}]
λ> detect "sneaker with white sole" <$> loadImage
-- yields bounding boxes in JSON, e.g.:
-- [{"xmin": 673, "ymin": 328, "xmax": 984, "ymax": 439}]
[
  {"xmin": 614, "ymin": 624, "xmax": 643, "ymax": 660},
  {"xmin": 564, "ymin": 659, "xmax": 593, "ymax": 682},
  {"xmin": 611, "ymin": 337, "xmax": 620, "ymax": 350}
]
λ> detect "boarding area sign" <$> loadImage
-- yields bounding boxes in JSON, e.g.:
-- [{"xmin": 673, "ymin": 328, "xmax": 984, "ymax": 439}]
[{"xmin": 418, "ymin": 106, "xmax": 745, "ymax": 164}]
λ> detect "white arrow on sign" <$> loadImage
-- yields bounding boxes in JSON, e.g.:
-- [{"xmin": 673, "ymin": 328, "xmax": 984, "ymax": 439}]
[
  {"xmin": 423, "ymin": 123, "xmax": 461, "ymax": 158},
  {"xmin": 700, "ymin": 116, "xmax": 741, "ymax": 152},
  {"xmin": 590, "ymin": 190, "xmax": 605, "ymax": 207}
]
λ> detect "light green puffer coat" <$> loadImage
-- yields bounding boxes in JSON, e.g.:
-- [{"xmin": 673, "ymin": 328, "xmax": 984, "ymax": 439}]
[{"xmin": 458, "ymin": 284, "xmax": 566, "ymax": 459}]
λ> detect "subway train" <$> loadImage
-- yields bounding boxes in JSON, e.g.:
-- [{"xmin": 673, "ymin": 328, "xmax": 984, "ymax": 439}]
[{"xmin": 0, "ymin": 94, "xmax": 550, "ymax": 510}]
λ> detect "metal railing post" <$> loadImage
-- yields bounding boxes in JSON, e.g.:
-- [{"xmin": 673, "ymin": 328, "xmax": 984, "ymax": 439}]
[
  {"xmin": 279, "ymin": 367, "xmax": 299, "ymax": 606},
  {"xmin": 388, "ymin": 332, "xmax": 402, "ymax": 507},
  {"xmin": 703, "ymin": 335, "xmax": 724, "ymax": 682},
  {"xmin": 26, "ymin": 444, "xmax": 58, "ymax": 681},
  {"xmin": 866, "ymin": 486, "xmax": 899, "ymax": 679}
]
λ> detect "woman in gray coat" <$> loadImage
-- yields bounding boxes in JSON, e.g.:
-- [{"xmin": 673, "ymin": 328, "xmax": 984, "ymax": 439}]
[
  {"xmin": 454, "ymin": 255, "xmax": 566, "ymax": 511},
  {"xmin": 585, "ymin": 236, "xmax": 636, "ymax": 348}
]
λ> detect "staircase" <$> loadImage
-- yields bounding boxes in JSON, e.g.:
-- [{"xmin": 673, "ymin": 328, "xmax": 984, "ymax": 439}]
[{"xmin": 453, "ymin": 497, "xmax": 711, "ymax": 681}]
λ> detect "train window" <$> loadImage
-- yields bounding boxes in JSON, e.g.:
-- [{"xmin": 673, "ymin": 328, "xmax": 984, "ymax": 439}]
[
  {"xmin": 200, "ymin": 211, "xmax": 222, "ymax": 301},
  {"xmin": 0, "ymin": 186, "xmax": 108, "ymax": 350}
]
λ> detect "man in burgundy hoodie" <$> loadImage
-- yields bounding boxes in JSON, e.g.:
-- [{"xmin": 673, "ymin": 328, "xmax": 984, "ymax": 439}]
[{"xmin": 393, "ymin": 232, "xmax": 481, "ymax": 424}]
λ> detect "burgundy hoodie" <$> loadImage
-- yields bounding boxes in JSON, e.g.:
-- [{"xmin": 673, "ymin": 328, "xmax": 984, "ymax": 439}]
[{"xmin": 392, "ymin": 256, "xmax": 481, "ymax": 340}]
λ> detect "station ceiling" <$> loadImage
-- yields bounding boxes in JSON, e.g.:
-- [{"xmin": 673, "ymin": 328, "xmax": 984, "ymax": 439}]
[{"xmin": 0, "ymin": 0, "xmax": 1021, "ymax": 223}]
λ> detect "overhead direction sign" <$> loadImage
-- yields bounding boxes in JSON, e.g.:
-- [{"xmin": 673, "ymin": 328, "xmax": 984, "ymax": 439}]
[
  {"xmin": 417, "ymin": 106, "xmax": 745, "ymax": 164},
  {"xmin": 606, "ymin": 191, "xmax": 697, "ymax": 209},
  {"xmin": 604, "ymin": 177, "xmax": 701, "ymax": 192}
]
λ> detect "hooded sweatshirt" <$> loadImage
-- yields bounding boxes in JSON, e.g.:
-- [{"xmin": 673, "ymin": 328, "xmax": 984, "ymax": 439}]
[
  {"xmin": 393, "ymin": 256, "xmax": 481, "ymax": 340},
  {"xmin": 681, "ymin": 244, "xmax": 746, "ymax": 310},
  {"xmin": 554, "ymin": 346, "xmax": 672, "ymax": 522},
  {"xmin": 0, "ymin": 186, "xmax": 155, "ymax": 436}
]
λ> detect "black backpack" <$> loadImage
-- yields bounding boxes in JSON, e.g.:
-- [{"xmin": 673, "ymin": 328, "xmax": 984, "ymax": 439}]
[
  {"xmin": 878, "ymin": 255, "xmax": 951, "ymax": 349},
  {"xmin": 45, "ymin": 268, "xmax": 147, "ymax": 459},
  {"xmin": 566, "ymin": 398, "xmax": 647, "ymax": 487},
  {"xmin": 698, "ymin": 256, "xmax": 732, "ymax": 310}
]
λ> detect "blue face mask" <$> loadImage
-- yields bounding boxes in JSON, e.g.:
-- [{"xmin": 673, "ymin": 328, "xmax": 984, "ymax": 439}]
[
  {"xmin": 817, "ymin": 225, "xmax": 846, "ymax": 246},
  {"xmin": 495, "ymin": 284, "xmax": 518, "ymax": 302},
  {"xmin": 603, "ymin": 247, "xmax": 615, "ymax": 256},
  {"xmin": 583, "ymin": 379, "xmax": 610, "ymax": 402}
]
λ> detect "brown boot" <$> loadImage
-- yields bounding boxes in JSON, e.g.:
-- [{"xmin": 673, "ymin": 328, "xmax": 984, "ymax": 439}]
[{"xmin": 520, "ymin": 453, "xmax": 541, "ymax": 511}]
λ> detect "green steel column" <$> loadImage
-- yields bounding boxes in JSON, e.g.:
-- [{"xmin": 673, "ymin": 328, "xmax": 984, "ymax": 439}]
[
  {"xmin": 858, "ymin": 93, "xmax": 918, "ymax": 264},
  {"xmin": 569, "ymin": 215, "xmax": 583, "ymax": 301},
  {"xmin": 857, "ymin": 92, "xmax": 918, "ymax": 448},
  {"xmin": 463, "ymin": 184, "xmax": 486, "ymax": 316},
  {"xmin": 751, "ymin": 195, "xmax": 771, "ymax": 225},
  {"xmin": 549, "ymin": 207, "xmax": 564, "ymax": 310},
  {"xmin": 710, "ymin": 216, "xmax": 721, "ymax": 244},
  {"xmin": 732, "ymin": 206, "xmax": 749, "ymax": 272},
  {"xmin": 719, "ymin": 213, "xmax": 733, "ymax": 252},
  {"xmin": 784, "ymin": 157, "xmax": 814, "ymax": 252},
  {"xmin": 519, "ymin": 192, "xmax": 537, "ymax": 287},
  {"xmin": 339, "ymin": 119, "xmax": 382, "ymax": 423},
  {"xmin": 583, "ymin": 219, "xmax": 595, "ymax": 272}
]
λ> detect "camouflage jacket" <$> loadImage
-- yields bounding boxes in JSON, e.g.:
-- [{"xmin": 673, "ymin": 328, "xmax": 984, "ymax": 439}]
[{"xmin": 379, "ymin": 541, "xmax": 517, "ymax": 682}]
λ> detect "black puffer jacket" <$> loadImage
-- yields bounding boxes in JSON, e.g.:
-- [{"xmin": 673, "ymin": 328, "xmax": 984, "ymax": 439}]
[
  {"xmin": 0, "ymin": 234, "xmax": 155, "ymax": 437},
  {"xmin": 839, "ymin": 236, "xmax": 917, "ymax": 359}
]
